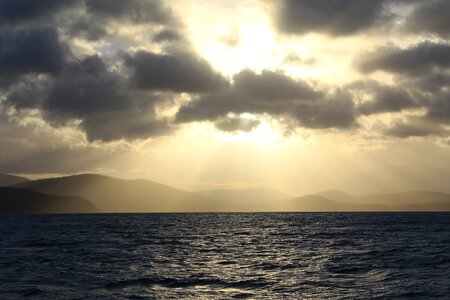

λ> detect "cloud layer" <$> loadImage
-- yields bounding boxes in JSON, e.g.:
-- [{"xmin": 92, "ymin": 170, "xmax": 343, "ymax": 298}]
[{"xmin": 0, "ymin": 0, "xmax": 449, "ymax": 177}]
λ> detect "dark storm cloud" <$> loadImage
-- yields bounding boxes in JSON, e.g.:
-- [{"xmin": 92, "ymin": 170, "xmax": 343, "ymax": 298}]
[
  {"xmin": 0, "ymin": 0, "xmax": 228, "ymax": 143},
  {"xmin": 0, "ymin": 27, "xmax": 66, "ymax": 76},
  {"xmin": 124, "ymin": 51, "xmax": 228, "ymax": 93},
  {"xmin": 349, "ymin": 81, "xmax": 417, "ymax": 115},
  {"xmin": 176, "ymin": 70, "xmax": 356, "ymax": 130},
  {"xmin": 386, "ymin": 118, "xmax": 448, "ymax": 138},
  {"xmin": 4, "ymin": 75, "xmax": 50, "ymax": 109},
  {"xmin": 403, "ymin": 0, "xmax": 450, "ymax": 38},
  {"xmin": 3, "ymin": 55, "xmax": 172, "ymax": 142},
  {"xmin": 85, "ymin": 0, "xmax": 175, "ymax": 25},
  {"xmin": 270, "ymin": 0, "xmax": 390, "ymax": 36},
  {"xmin": 214, "ymin": 117, "xmax": 260, "ymax": 133},
  {"xmin": 42, "ymin": 55, "xmax": 172, "ymax": 142},
  {"xmin": 0, "ymin": 0, "xmax": 78, "ymax": 25},
  {"xmin": 357, "ymin": 42, "xmax": 450, "ymax": 77},
  {"xmin": 66, "ymin": 17, "xmax": 108, "ymax": 41},
  {"xmin": 44, "ymin": 55, "xmax": 130, "ymax": 120}
]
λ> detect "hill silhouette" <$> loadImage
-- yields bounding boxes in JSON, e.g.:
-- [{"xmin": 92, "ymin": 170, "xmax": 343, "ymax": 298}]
[
  {"xmin": 10, "ymin": 174, "xmax": 450, "ymax": 212},
  {"xmin": 309, "ymin": 190, "xmax": 450, "ymax": 212},
  {"xmin": 14, "ymin": 174, "xmax": 229, "ymax": 212},
  {"xmin": 0, "ymin": 173, "xmax": 29, "ymax": 187},
  {"xmin": 0, "ymin": 187, "xmax": 99, "ymax": 213}
]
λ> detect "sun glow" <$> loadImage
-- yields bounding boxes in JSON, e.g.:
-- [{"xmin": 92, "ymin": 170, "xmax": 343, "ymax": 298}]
[
  {"xmin": 220, "ymin": 117, "xmax": 281, "ymax": 148},
  {"xmin": 175, "ymin": 0, "xmax": 278, "ymax": 76}
]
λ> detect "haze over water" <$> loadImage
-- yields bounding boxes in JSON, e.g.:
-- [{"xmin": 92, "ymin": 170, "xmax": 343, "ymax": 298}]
[{"xmin": 1, "ymin": 213, "xmax": 449, "ymax": 299}]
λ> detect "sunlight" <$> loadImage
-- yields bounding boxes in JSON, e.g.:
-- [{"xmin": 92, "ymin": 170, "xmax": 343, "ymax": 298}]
[
  {"xmin": 220, "ymin": 116, "xmax": 281, "ymax": 149},
  {"xmin": 199, "ymin": 24, "xmax": 276, "ymax": 76}
]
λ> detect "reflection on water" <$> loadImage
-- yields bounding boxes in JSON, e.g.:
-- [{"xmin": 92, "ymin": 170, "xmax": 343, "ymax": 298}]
[{"xmin": 1, "ymin": 213, "xmax": 449, "ymax": 299}]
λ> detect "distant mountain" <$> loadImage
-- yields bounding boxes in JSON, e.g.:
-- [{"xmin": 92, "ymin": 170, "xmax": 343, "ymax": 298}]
[
  {"xmin": 360, "ymin": 191, "xmax": 450, "ymax": 206},
  {"xmin": 11, "ymin": 174, "xmax": 450, "ymax": 212},
  {"xmin": 0, "ymin": 187, "xmax": 99, "ymax": 213},
  {"xmin": 316, "ymin": 190, "xmax": 356, "ymax": 203},
  {"xmin": 286, "ymin": 194, "xmax": 387, "ymax": 212},
  {"xmin": 14, "ymin": 174, "xmax": 228, "ymax": 212},
  {"xmin": 196, "ymin": 188, "xmax": 292, "ymax": 211},
  {"xmin": 0, "ymin": 173, "xmax": 29, "ymax": 187},
  {"xmin": 311, "ymin": 190, "xmax": 450, "ymax": 212}
]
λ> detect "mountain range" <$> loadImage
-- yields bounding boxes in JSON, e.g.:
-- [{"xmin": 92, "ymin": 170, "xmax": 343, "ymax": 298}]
[
  {"xmin": 0, "ymin": 173, "xmax": 29, "ymax": 187},
  {"xmin": 1, "ymin": 173, "xmax": 449, "ymax": 213}
]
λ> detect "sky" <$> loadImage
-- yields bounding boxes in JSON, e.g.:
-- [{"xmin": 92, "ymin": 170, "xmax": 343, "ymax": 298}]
[{"xmin": 0, "ymin": 0, "xmax": 449, "ymax": 195}]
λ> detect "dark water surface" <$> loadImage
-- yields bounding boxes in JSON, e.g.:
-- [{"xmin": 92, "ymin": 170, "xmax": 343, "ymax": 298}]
[{"xmin": 1, "ymin": 213, "xmax": 450, "ymax": 299}]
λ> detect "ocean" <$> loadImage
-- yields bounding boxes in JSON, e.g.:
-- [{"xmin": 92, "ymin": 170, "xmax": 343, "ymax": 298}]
[{"xmin": 1, "ymin": 213, "xmax": 449, "ymax": 299}]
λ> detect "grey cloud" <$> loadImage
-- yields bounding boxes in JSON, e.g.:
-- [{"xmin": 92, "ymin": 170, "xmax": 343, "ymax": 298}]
[
  {"xmin": 0, "ymin": 109, "xmax": 125, "ymax": 174},
  {"xmin": 410, "ymin": 72, "xmax": 450, "ymax": 93},
  {"xmin": 0, "ymin": 0, "xmax": 78, "ymax": 25},
  {"xmin": 386, "ymin": 117, "xmax": 448, "ymax": 138},
  {"xmin": 0, "ymin": 27, "xmax": 66, "ymax": 76},
  {"xmin": 85, "ymin": 0, "xmax": 175, "ymax": 25},
  {"xmin": 271, "ymin": 0, "xmax": 390, "ymax": 36},
  {"xmin": 176, "ymin": 70, "xmax": 357, "ymax": 130},
  {"xmin": 66, "ymin": 16, "xmax": 107, "ymax": 41},
  {"xmin": 233, "ymin": 70, "xmax": 321, "ymax": 101},
  {"xmin": 152, "ymin": 29, "xmax": 182, "ymax": 43},
  {"xmin": 214, "ymin": 117, "xmax": 260, "ymax": 133},
  {"xmin": 357, "ymin": 42, "xmax": 450, "ymax": 77},
  {"xmin": 44, "ymin": 55, "xmax": 131, "ymax": 120},
  {"xmin": 404, "ymin": 0, "xmax": 450, "ymax": 38},
  {"xmin": 80, "ymin": 110, "xmax": 172, "ymax": 142},
  {"xmin": 426, "ymin": 92, "xmax": 450, "ymax": 125},
  {"xmin": 4, "ymin": 55, "xmax": 172, "ymax": 142},
  {"xmin": 294, "ymin": 92, "xmax": 356, "ymax": 129},
  {"xmin": 124, "ymin": 50, "xmax": 228, "ymax": 93},
  {"xmin": 349, "ymin": 81, "xmax": 417, "ymax": 115},
  {"xmin": 4, "ymin": 75, "xmax": 50, "ymax": 109}
]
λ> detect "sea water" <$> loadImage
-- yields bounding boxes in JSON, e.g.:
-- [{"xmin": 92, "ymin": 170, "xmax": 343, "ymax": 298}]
[{"xmin": 1, "ymin": 213, "xmax": 449, "ymax": 299}]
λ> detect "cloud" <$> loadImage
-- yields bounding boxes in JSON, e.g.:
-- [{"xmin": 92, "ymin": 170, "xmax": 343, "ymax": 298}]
[
  {"xmin": 124, "ymin": 50, "xmax": 228, "ymax": 93},
  {"xmin": 0, "ymin": 27, "xmax": 66, "ymax": 76},
  {"xmin": 85, "ymin": 0, "xmax": 175, "ymax": 25},
  {"xmin": 4, "ymin": 55, "xmax": 171, "ymax": 142},
  {"xmin": 0, "ymin": 0, "xmax": 78, "ymax": 25},
  {"xmin": 152, "ymin": 29, "xmax": 183, "ymax": 43},
  {"xmin": 214, "ymin": 116, "xmax": 260, "ymax": 132},
  {"xmin": 269, "ymin": 0, "xmax": 390, "ymax": 36},
  {"xmin": 357, "ymin": 42, "xmax": 450, "ymax": 77},
  {"xmin": 4, "ymin": 75, "xmax": 50, "ymax": 109},
  {"xmin": 403, "ymin": 0, "xmax": 450, "ymax": 38},
  {"xmin": 408, "ymin": 72, "xmax": 450, "ymax": 93},
  {"xmin": 80, "ymin": 110, "xmax": 172, "ymax": 142},
  {"xmin": 233, "ymin": 70, "xmax": 321, "ymax": 101},
  {"xmin": 386, "ymin": 117, "xmax": 448, "ymax": 138},
  {"xmin": 425, "ymin": 91, "xmax": 450, "ymax": 125},
  {"xmin": 349, "ymin": 81, "xmax": 417, "ymax": 115},
  {"xmin": 176, "ymin": 70, "xmax": 356, "ymax": 130}
]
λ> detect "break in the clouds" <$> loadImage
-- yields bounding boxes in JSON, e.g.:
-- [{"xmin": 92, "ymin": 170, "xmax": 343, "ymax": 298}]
[{"xmin": 0, "ymin": 0, "xmax": 449, "ymax": 177}]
